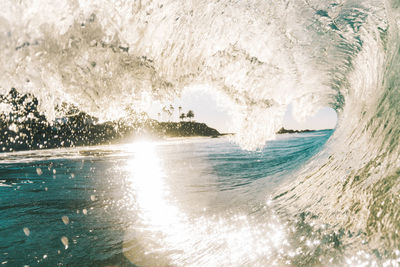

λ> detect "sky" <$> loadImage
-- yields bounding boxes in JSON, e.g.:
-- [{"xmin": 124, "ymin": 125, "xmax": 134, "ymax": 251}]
[
  {"xmin": 282, "ymin": 104, "xmax": 338, "ymax": 131},
  {"xmin": 148, "ymin": 87, "xmax": 338, "ymax": 133}
]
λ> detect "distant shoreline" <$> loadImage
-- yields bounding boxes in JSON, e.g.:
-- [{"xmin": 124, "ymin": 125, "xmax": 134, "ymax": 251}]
[
  {"xmin": 0, "ymin": 88, "xmax": 226, "ymax": 152},
  {"xmin": 276, "ymin": 127, "xmax": 314, "ymax": 134},
  {"xmin": 276, "ymin": 127, "xmax": 333, "ymax": 134},
  {"xmin": 152, "ymin": 121, "xmax": 220, "ymax": 138},
  {"xmin": 219, "ymin": 128, "xmax": 333, "ymax": 136},
  {"xmin": 0, "ymin": 88, "xmax": 334, "ymax": 152},
  {"xmin": 1, "ymin": 113, "xmax": 223, "ymax": 152}
]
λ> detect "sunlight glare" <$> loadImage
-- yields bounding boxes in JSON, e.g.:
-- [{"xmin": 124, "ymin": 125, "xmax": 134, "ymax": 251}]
[
  {"xmin": 123, "ymin": 140, "xmax": 291, "ymax": 266},
  {"xmin": 126, "ymin": 140, "xmax": 180, "ymax": 225}
]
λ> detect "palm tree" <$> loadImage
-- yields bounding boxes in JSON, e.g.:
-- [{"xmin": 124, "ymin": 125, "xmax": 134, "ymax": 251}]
[
  {"xmin": 162, "ymin": 106, "xmax": 172, "ymax": 121},
  {"xmin": 186, "ymin": 110, "xmax": 194, "ymax": 121},
  {"xmin": 179, "ymin": 113, "xmax": 186, "ymax": 121},
  {"xmin": 169, "ymin": 105, "xmax": 174, "ymax": 121},
  {"xmin": 162, "ymin": 106, "xmax": 168, "ymax": 120}
]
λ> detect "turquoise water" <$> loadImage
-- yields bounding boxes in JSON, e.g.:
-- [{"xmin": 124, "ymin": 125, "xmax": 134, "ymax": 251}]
[
  {"xmin": 0, "ymin": 131, "xmax": 333, "ymax": 266},
  {"xmin": 2, "ymin": 0, "xmax": 400, "ymax": 265}
]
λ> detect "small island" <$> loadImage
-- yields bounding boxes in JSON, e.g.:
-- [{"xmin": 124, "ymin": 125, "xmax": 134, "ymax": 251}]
[
  {"xmin": 0, "ymin": 88, "xmax": 221, "ymax": 152},
  {"xmin": 153, "ymin": 121, "xmax": 220, "ymax": 137},
  {"xmin": 276, "ymin": 127, "xmax": 315, "ymax": 134}
]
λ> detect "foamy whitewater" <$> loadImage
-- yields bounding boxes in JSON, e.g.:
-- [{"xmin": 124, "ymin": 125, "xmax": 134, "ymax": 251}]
[{"xmin": 1, "ymin": 0, "xmax": 400, "ymax": 266}]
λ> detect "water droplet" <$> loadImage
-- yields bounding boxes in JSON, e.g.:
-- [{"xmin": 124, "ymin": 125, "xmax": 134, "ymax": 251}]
[
  {"xmin": 53, "ymin": 169, "xmax": 56, "ymax": 174},
  {"xmin": 61, "ymin": 236, "xmax": 69, "ymax": 249},
  {"xmin": 90, "ymin": 195, "xmax": 96, "ymax": 201},
  {"xmin": 43, "ymin": 254, "xmax": 47, "ymax": 259},
  {"xmin": 36, "ymin": 168, "xmax": 42, "ymax": 176},
  {"xmin": 23, "ymin": 227, "xmax": 30, "ymax": 236},
  {"xmin": 82, "ymin": 209, "xmax": 88, "ymax": 215},
  {"xmin": 62, "ymin": 216, "xmax": 69, "ymax": 225}
]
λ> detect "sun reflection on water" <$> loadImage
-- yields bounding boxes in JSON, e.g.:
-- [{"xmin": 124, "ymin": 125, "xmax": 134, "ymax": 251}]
[
  {"xmin": 123, "ymin": 140, "xmax": 291, "ymax": 266},
  {"xmin": 126, "ymin": 140, "xmax": 181, "ymax": 225}
]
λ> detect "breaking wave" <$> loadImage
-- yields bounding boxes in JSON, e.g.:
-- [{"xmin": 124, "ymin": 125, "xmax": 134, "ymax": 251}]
[{"xmin": 1, "ymin": 0, "xmax": 400, "ymax": 259}]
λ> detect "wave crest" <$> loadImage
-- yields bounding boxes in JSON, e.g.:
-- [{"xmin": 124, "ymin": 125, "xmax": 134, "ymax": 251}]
[
  {"xmin": 0, "ymin": 0, "xmax": 337, "ymax": 149},
  {"xmin": 1, "ymin": 0, "xmax": 400, "ymax": 257}
]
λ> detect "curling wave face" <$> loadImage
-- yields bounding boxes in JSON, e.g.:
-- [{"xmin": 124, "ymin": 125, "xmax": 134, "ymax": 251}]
[
  {"xmin": 1, "ymin": 0, "xmax": 400, "ymax": 259},
  {"xmin": 274, "ymin": 0, "xmax": 400, "ymax": 255},
  {"xmin": 0, "ymin": 0, "xmax": 340, "ymax": 149}
]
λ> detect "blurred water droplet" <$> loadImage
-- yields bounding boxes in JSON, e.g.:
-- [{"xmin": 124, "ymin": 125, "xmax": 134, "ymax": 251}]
[
  {"xmin": 61, "ymin": 236, "xmax": 69, "ymax": 249},
  {"xmin": 82, "ymin": 209, "xmax": 88, "ymax": 215},
  {"xmin": 23, "ymin": 227, "xmax": 30, "ymax": 236},
  {"xmin": 70, "ymin": 173, "xmax": 75, "ymax": 178},
  {"xmin": 62, "ymin": 216, "xmax": 69, "ymax": 225},
  {"xmin": 53, "ymin": 169, "xmax": 56, "ymax": 174},
  {"xmin": 90, "ymin": 195, "xmax": 96, "ymax": 201},
  {"xmin": 36, "ymin": 168, "xmax": 42, "ymax": 176},
  {"xmin": 43, "ymin": 254, "xmax": 47, "ymax": 259}
]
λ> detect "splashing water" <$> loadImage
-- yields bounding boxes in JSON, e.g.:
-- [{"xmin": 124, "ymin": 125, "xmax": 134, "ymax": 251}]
[
  {"xmin": 0, "ymin": 0, "xmax": 340, "ymax": 149},
  {"xmin": 1, "ymin": 0, "xmax": 400, "ymax": 265}
]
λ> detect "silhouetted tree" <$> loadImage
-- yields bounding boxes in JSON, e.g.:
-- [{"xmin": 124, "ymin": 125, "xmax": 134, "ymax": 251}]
[
  {"xmin": 162, "ymin": 106, "xmax": 172, "ymax": 121},
  {"xmin": 186, "ymin": 110, "xmax": 194, "ymax": 121},
  {"xmin": 178, "ymin": 106, "xmax": 182, "ymax": 120},
  {"xmin": 179, "ymin": 113, "xmax": 186, "ymax": 121},
  {"xmin": 169, "ymin": 105, "xmax": 174, "ymax": 121}
]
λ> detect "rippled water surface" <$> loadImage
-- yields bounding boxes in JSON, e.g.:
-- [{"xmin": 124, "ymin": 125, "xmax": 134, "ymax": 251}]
[
  {"xmin": 2, "ymin": 0, "xmax": 400, "ymax": 265},
  {"xmin": 0, "ymin": 131, "xmax": 334, "ymax": 266}
]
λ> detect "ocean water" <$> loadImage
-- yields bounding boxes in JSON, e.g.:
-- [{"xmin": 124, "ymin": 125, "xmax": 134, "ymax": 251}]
[
  {"xmin": 1, "ymin": 0, "xmax": 400, "ymax": 266},
  {"xmin": 1, "ymin": 131, "xmax": 333, "ymax": 266}
]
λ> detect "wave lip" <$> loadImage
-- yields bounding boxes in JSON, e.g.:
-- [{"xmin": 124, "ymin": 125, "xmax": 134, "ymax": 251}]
[
  {"xmin": 0, "ymin": 0, "xmax": 337, "ymax": 149},
  {"xmin": 1, "ymin": 0, "xmax": 400, "ymax": 261}
]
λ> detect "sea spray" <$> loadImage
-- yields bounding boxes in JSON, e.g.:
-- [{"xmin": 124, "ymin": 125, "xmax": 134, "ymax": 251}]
[
  {"xmin": 1, "ymin": 0, "xmax": 400, "ymax": 262},
  {"xmin": 0, "ymin": 0, "xmax": 337, "ymax": 149}
]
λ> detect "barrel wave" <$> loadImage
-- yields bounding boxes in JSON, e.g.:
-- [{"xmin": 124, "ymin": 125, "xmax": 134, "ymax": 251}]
[{"xmin": 1, "ymin": 0, "xmax": 400, "ymax": 265}]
